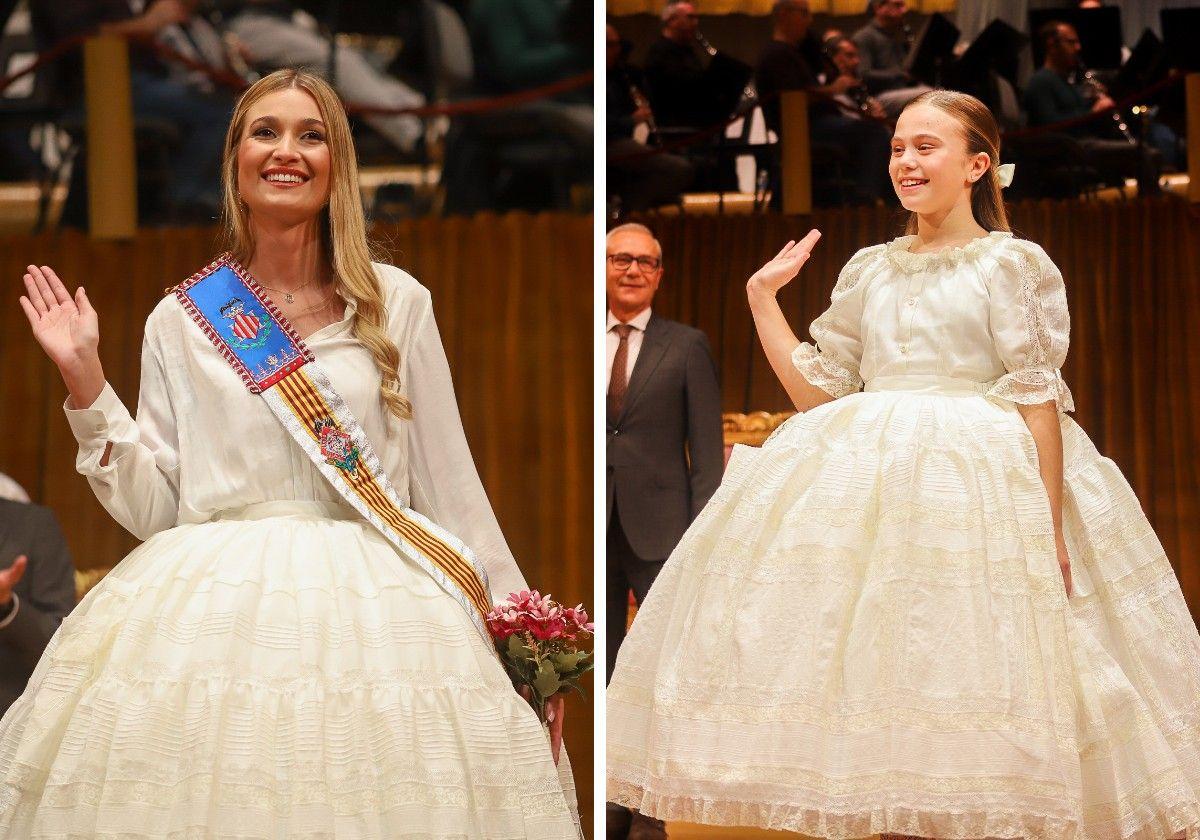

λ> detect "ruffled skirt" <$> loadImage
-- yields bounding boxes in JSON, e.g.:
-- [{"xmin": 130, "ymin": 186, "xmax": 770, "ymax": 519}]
[
  {"xmin": 0, "ymin": 501, "xmax": 579, "ymax": 839},
  {"xmin": 607, "ymin": 376, "xmax": 1200, "ymax": 839}
]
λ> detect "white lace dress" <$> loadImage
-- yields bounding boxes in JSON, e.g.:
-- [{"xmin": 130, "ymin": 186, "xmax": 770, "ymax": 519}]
[
  {"xmin": 606, "ymin": 232, "xmax": 1200, "ymax": 840},
  {"xmin": 0, "ymin": 262, "xmax": 580, "ymax": 839}
]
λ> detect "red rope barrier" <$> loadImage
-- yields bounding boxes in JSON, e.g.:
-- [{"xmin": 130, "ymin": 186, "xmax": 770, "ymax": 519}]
[
  {"xmin": 0, "ymin": 31, "xmax": 591, "ymax": 119},
  {"xmin": 150, "ymin": 39, "xmax": 591, "ymax": 116},
  {"xmin": 0, "ymin": 34, "xmax": 86, "ymax": 95},
  {"xmin": 607, "ymin": 94, "xmax": 777, "ymax": 164}
]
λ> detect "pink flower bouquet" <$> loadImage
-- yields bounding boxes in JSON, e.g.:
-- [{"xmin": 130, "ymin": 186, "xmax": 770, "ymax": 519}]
[{"xmin": 487, "ymin": 590, "xmax": 595, "ymax": 724}]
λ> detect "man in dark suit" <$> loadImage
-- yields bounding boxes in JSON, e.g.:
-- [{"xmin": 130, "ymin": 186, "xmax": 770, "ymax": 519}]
[
  {"xmin": 605, "ymin": 222, "xmax": 723, "ymax": 840},
  {"xmin": 0, "ymin": 498, "xmax": 77, "ymax": 715}
]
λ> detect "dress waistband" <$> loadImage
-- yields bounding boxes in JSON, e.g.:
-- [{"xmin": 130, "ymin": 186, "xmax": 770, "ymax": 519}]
[
  {"xmin": 209, "ymin": 500, "xmax": 362, "ymax": 523},
  {"xmin": 864, "ymin": 374, "xmax": 991, "ymax": 397}
]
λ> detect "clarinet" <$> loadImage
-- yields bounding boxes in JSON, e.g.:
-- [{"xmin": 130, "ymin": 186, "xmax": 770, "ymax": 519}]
[
  {"xmin": 846, "ymin": 80, "xmax": 887, "ymax": 122},
  {"xmin": 628, "ymin": 78, "xmax": 659, "ymax": 140},
  {"xmin": 1077, "ymin": 62, "xmax": 1135, "ymax": 144},
  {"xmin": 696, "ymin": 31, "xmax": 718, "ymax": 58}
]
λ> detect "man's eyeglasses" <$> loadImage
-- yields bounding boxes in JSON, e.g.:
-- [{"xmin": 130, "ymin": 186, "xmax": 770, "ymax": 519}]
[{"xmin": 608, "ymin": 253, "xmax": 661, "ymax": 271}]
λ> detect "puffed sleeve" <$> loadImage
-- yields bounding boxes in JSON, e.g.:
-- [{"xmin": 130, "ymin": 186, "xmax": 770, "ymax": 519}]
[
  {"xmin": 62, "ymin": 305, "xmax": 181, "ymax": 539},
  {"xmin": 985, "ymin": 239, "xmax": 1075, "ymax": 412},
  {"xmin": 402, "ymin": 285, "xmax": 528, "ymax": 605},
  {"xmin": 791, "ymin": 244, "xmax": 884, "ymax": 398}
]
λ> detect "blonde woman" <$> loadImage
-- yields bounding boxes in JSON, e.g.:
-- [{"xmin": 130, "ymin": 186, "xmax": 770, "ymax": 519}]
[{"xmin": 0, "ymin": 70, "xmax": 580, "ymax": 838}]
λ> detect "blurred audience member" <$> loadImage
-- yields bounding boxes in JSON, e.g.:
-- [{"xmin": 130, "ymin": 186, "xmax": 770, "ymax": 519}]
[
  {"xmin": 469, "ymin": 0, "xmax": 592, "ymax": 157},
  {"xmin": 1024, "ymin": 21, "xmax": 1171, "ymax": 193},
  {"xmin": 0, "ymin": 497, "xmax": 75, "ymax": 715},
  {"xmin": 851, "ymin": 0, "xmax": 931, "ymax": 117},
  {"xmin": 607, "ymin": 24, "xmax": 693, "ymax": 212},
  {"xmin": 756, "ymin": 0, "xmax": 891, "ymax": 205},
  {"xmin": 31, "ymin": 0, "xmax": 231, "ymax": 218},
  {"xmin": 225, "ymin": 1, "xmax": 425, "ymax": 156},
  {"xmin": 0, "ymin": 473, "xmax": 30, "ymax": 504}
]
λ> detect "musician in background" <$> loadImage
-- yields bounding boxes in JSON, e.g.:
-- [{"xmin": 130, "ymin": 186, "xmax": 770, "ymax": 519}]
[
  {"xmin": 643, "ymin": 1, "xmax": 707, "ymax": 129},
  {"xmin": 822, "ymin": 34, "xmax": 887, "ymax": 122},
  {"xmin": 469, "ymin": 0, "xmax": 592, "ymax": 157},
  {"xmin": 850, "ymin": 0, "xmax": 930, "ymax": 117},
  {"xmin": 607, "ymin": 24, "xmax": 694, "ymax": 212},
  {"xmin": 1024, "ymin": 20, "xmax": 1168, "ymax": 194},
  {"xmin": 755, "ymin": 0, "xmax": 891, "ymax": 205}
]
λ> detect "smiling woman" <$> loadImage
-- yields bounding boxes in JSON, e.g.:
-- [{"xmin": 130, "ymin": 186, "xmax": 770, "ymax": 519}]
[{"xmin": 0, "ymin": 70, "xmax": 582, "ymax": 839}]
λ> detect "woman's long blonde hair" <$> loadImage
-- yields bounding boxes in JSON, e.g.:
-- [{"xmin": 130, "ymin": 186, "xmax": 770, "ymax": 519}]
[
  {"xmin": 218, "ymin": 68, "xmax": 411, "ymax": 422},
  {"xmin": 901, "ymin": 90, "xmax": 1012, "ymax": 236}
]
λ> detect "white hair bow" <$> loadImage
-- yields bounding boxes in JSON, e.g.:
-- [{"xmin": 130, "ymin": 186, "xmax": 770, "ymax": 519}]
[{"xmin": 996, "ymin": 163, "xmax": 1015, "ymax": 188}]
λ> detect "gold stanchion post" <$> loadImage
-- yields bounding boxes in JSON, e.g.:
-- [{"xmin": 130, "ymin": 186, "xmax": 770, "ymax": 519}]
[
  {"xmin": 83, "ymin": 35, "xmax": 137, "ymax": 239},
  {"xmin": 1187, "ymin": 73, "xmax": 1200, "ymax": 203},
  {"xmin": 780, "ymin": 90, "xmax": 812, "ymax": 215}
]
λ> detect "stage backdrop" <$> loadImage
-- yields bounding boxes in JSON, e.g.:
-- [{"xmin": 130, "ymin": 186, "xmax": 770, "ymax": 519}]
[
  {"xmin": 638, "ymin": 196, "xmax": 1200, "ymax": 624},
  {"xmin": 0, "ymin": 211, "xmax": 595, "ymax": 835}
]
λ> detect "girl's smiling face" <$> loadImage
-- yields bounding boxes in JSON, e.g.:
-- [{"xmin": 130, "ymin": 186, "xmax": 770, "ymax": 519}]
[{"xmin": 889, "ymin": 103, "xmax": 991, "ymax": 214}]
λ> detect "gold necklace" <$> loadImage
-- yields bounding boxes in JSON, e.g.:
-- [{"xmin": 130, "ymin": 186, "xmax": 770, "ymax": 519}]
[
  {"xmin": 258, "ymin": 275, "xmax": 321, "ymax": 305},
  {"xmin": 285, "ymin": 288, "xmax": 340, "ymax": 320}
]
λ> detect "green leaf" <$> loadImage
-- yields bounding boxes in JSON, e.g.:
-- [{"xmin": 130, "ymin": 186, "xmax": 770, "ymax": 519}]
[
  {"xmin": 533, "ymin": 660, "xmax": 562, "ymax": 698},
  {"xmin": 549, "ymin": 650, "xmax": 589, "ymax": 671},
  {"xmin": 506, "ymin": 634, "xmax": 533, "ymax": 660}
]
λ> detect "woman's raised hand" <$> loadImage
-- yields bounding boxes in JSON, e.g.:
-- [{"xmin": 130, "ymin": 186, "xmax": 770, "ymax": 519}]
[
  {"xmin": 20, "ymin": 265, "xmax": 105, "ymax": 408},
  {"xmin": 748, "ymin": 229, "xmax": 822, "ymax": 297}
]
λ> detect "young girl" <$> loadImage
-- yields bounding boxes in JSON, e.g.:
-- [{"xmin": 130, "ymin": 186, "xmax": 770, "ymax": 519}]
[
  {"xmin": 1, "ymin": 70, "xmax": 579, "ymax": 838},
  {"xmin": 606, "ymin": 90, "xmax": 1200, "ymax": 839}
]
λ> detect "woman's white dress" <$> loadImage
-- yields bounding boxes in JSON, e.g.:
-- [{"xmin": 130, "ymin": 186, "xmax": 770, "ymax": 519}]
[
  {"xmin": 606, "ymin": 232, "xmax": 1200, "ymax": 839},
  {"xmin": 0, "ymin": 263, "xmax": 580, "ymax": 838}
]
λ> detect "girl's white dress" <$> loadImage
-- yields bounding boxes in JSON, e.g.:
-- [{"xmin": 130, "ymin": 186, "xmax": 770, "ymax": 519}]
[
  {"xmin": 0, "ymin": 263, "xmax": 580, "ymax": 839},
  {"xmin": 606, "ymin": 232, "xmax": 1200, "ymax": 840}
]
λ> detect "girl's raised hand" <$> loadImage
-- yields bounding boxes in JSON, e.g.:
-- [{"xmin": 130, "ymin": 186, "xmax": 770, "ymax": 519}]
[
  {"xmin": 19, "ymin": 265, "xmax": 99, "ymax": 374},
  {"xmin": 748, "ymin": 229, "xmax": 822, "ymax": 297}
]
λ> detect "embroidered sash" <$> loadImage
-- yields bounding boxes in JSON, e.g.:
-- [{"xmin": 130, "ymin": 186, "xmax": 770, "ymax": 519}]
[{"xmin": 174, "ymin": 254, "xmax": 494, "ymax": 641}]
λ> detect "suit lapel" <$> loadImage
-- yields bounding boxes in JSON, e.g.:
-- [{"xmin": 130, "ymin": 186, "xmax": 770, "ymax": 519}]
[{"xmin": 619, "ymin": 314, "xmax": 668, "ymax": 422}]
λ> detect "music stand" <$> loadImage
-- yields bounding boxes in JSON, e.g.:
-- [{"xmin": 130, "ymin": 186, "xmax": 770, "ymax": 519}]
[
  {"xmin": 903, "ymin": 13, "xmax": 959, "ymax": 88},
  {"xmin": 1114, "ymin": 29, "xmax": 1168, "ymax": 99},
  {"xmin": 1029, "ymin": 7, "xmax": 1123, "ymax": 70},
  {"xmin": 1162, "ymin": 9, "xmax": 1200, "ymax": 72},
  {"xmin": 955, "ymin": 17, "xmax": 1027, "ymax": 89}
]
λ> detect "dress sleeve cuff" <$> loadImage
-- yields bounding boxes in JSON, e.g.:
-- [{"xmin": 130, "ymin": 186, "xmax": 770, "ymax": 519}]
[
  {"xmin": 0, "ymin": 593, "xmax": 19, "ymax": 630},
  {"xmin": 791, "ymin": 342, "xmax": 862, "ymax": 399},
  {"xmin": 986, "ymin": 368, "xmax": 1075, "ymax": 413},
  {"xmin": 64, "ymin": 382, "xmax": 137, "ymax": 449}
]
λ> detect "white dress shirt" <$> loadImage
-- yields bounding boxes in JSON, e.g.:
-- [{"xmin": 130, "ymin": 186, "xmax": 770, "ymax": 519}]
[
  {"xmin": 606, "ymin": 307, "xmax": 653, "ymax": 390},
  {"xmin": 62, "ymin": 262, "xmax": 537, "ymax": 605}
]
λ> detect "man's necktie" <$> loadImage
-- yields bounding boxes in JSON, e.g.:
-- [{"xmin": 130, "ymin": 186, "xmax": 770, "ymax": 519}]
[{"xmin": 607, "ymin": 324, "xmax": 635, "ymax": 424}]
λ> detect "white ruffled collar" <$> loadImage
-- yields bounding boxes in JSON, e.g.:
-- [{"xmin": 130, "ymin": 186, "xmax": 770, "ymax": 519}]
[{"xmin": 884, "ymin": 230, "xmax": 1012, "ymax": 273}]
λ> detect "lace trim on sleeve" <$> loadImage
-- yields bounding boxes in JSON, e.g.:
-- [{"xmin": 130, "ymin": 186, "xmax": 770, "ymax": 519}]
[
  {"xmin": 987, "ymin": 368, "xmax": 1075, "ymax": 413},
  {"xmin": 830, "ymin": 243, "xmax": 885, "ymax": 300},
  {"xmin": 1011, "ymin": 242, "xmax": 1069, "ymax": 372},
  {"xmin": 791, "ymin": 342, "xmax": 862, "ymax": 399}
]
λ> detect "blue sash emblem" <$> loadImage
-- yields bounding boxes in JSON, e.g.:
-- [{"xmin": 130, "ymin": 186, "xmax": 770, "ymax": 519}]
[{"xmin": 175, "ymin": 257, "xmax": 313, "ymax": 392}]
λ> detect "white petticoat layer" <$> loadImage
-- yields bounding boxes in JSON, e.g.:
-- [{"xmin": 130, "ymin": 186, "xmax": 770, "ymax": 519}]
[
  {"xmin": 0, "ymin": 501, "xmax": 579, "ymax": 839},
  {"xmin": 607, "ymin": 379, "xmax": 1200, "ymax": 840}
]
